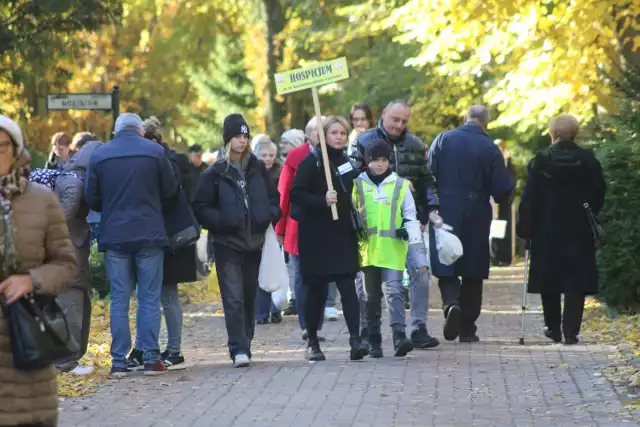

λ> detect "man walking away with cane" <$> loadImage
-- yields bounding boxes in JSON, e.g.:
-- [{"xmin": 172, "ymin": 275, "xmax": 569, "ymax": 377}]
[{"xmin": 428, "ymin": 105, "xmax": 515, "ymax": 343}]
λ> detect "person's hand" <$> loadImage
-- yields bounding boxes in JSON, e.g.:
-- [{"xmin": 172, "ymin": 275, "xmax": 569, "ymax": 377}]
[
  {"xmin": 326, "ymin": 190, "xmax": 338, "ymax": 206},
  {"xmin": 0, "ymin": 275, "xmax": 34, "ymax": 304},
  {"xmin": 276, "ymin": 235, "xmax": 285, "ymax": 246},
  {"xmin": 429, "ymin": 211, "xmax": 444, "ymax": 228},
  {"xmin": 408, "ymin": 181, "xmax": 415, "ymax": 192}
]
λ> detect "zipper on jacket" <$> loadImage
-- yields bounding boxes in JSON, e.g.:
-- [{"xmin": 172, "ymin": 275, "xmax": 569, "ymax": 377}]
[{"xmin": 393, "ymin": 144, "xmax": 399, "ymax": 172}]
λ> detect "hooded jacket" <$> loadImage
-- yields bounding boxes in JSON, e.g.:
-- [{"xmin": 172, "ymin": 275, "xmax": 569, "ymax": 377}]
[
  {"xmin": 55, "ymin": 141, "xmax": 102, "ymax": 247},
  {"xmin": 353, "ymin": 120, "xmax": 439, "ymax": 223},
  {"xmin": 192, "ymin": 152, "xmax": 281, "ymax": 253}
]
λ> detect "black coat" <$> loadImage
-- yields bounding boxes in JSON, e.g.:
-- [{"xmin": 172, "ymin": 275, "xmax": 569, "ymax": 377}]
[
  {"xmin": 290, "ymin": 148, "xmax": 360, "ymax": 281},
  {"xmin": 192, "ymin": 154, "xmax": 281, "ymax": 252},
  {"xmin": 516, "ymin": 141, "xmax": 606, "ymax": 295},
  {"xmin": 428, "ymin": 123, "xmax": 515, "ymax": 279},
  {"xmin": 162, "ymin": 145, "xmax": 198, "ymax": 285}
]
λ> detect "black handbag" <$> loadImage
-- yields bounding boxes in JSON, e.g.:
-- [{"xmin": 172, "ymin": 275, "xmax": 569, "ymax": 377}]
[
  {"xmin": 0, "ymin": 294, "xmax": 80, "ymax": 371},
  {"xmin": 164, "ymin": 186, "xmax": 200, "ymax": 252},
  {"xmin": 583, "ymin": 202, "xmax": 605, "ymax": 248}
]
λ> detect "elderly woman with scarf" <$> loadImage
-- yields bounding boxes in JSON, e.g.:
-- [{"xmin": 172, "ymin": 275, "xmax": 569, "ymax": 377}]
[{"xmin": 0, "ymin": 115, "xmax": 77, "ymax": 427}]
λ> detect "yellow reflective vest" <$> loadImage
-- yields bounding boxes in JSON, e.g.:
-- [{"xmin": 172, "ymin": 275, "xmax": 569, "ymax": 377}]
[{"xmin": 353, "ymin": 173, "xmax": 410, "ymax": 271}]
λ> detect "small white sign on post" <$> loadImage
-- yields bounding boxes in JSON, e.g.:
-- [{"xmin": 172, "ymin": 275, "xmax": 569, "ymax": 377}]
[{"xmin": 47, "ymin": 93, "xmax": 113, "ymax": 111}]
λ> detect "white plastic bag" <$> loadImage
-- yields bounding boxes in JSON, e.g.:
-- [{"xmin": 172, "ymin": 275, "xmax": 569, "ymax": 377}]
[
  {"xmin": 271, "ymin": 282, "xmax": 289, "ymax": 310},
  {"xmin": 434, "ymin": 224, "xmax": 464, "ymax": 266},
  {"xmin": 258, "ymin": 225, "xmax": 289, "ymax": 293}
]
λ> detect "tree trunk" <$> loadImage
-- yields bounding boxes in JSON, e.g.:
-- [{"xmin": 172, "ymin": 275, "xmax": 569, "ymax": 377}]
[
  {"xmin": 288, "ymin": 92, "xmax": 308, "ymax": 131},
  {"xmin": 261, "ymin": 0, "xmax": 286, "ymax": 139}
]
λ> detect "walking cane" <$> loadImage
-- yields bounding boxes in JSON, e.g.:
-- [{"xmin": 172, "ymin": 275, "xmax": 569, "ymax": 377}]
[{"xmin": 519, "ymin": 247, "xmax": 531, "ymax": 345}]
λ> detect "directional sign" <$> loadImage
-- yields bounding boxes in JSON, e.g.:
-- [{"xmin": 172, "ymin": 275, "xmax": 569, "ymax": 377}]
[
  {"xmin": 47, "ymin": 93, "xmax": 113, "ymax": 111},
  {"xmin": 275, "ymin": 57, "xmax": 349, "ymax": 95}
]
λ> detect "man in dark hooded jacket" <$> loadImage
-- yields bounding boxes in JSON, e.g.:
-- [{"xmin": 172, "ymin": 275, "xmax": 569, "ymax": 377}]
[{"xmin": 353, "ymin": 99, "xmax": 442, "ymax": 349}]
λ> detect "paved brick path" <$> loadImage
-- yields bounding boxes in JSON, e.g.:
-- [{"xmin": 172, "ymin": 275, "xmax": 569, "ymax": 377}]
[{"xmin": 59, "ymin": 267, "xmax": 639, "ymax": 427}]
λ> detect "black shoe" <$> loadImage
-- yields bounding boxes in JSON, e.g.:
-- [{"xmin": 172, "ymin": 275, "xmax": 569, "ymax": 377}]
[
  {"xmin": 544, "ymin": 328, "xmax": 562, "ymax": 343},
  {"xmin": 393, "ymin": 330, "xmax": 414, "ymax": 357},
  {"xmin": 161, "ymin": 351, "xmax": 186, "ymax": 371},
  {"xmin": 256, "ymin": 318, "xmax": 269, "ymax": 325},
  {"xmin": 126, "ymin": 348, "xmax": 144, "ymax": 370},
  {"xmin": 360, "ymin": 327, "xmax": 370, "ymax": 352},
  {"xmin": 459, "ymin": 334, "xmax": 480, "ymax": 343},
  {"xmin": 306, "ymin": 341, "xmax": 326, "ymax": 361},
  {"xmin": 411, "ymin": 325, "xmax": 440, "ymax": 348},
  {"xmin": 283, "ymin": 300, "xmax": 298, "ymax": 316},
  {"xmin": 270, "ymin": 312, "xmax": 283, "ymax": 324},
  {"xmin": 368, "ymin": 333, "xmax": 383, "ymax": 358},
  {"xmin": 443, "ymin": 305, "xmax": 462, "ymax": 341},
  {"xmin": 349, "ymin": 337, "xmax": 368, "ymax": 360},
  {"xmin": 301, "ymin": 330, "xmax": 325, "ymax": 342},
  {"xmin": 564, "ymin": 335, "xmax": 580, "ymax": 345},
  {"xmin": 109, "ymin": 366, "xmax": 132, "ymax": 379}
]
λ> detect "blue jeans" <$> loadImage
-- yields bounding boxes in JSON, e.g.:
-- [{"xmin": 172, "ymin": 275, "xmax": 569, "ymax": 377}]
[
  {"xmin": 105, "ymin": 247, "xmax": 164, "ymax": 368},
  {"xmin": 290, "ymin": 254, "xmax": 324, "ymax": 331},
  {"xmin": 135, "ymin": 283, "xmax": 183, "ymax": 353},
  {"xmin": 161, "ymin": 284, "xmax": 183, "ymax": 353},
  {"xmin": 406, "ymin": 242, "xmax": 431, "ymax": 329},
  {"xmin": 255, "ymin": 288, "xmax": 278, "ymax": 321}
]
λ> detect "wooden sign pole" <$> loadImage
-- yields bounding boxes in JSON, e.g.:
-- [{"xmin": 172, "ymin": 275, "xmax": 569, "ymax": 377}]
[
  {"xmin": 311, "ymin": 87, "xmax": 339, "ymax": 220},
  {"xmin": 274, "ymin": 57, "xmax": 350, "ymax": 221}
]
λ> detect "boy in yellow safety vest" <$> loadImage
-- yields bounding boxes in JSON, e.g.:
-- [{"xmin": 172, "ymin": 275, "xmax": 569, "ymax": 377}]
[{"xmin": 353, "ymin": 139, "xmax": 421, "ymax": 357}]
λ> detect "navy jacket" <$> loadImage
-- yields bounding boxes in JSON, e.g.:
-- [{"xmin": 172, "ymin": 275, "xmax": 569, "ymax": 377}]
[
  {"xmin": 192, "ymin": 153, "xmax": 281, "ymax": 252},
  {"xmin": 353, "ymin": 121, "xmax": 439, "ymax": 223},
  {"xmin": 428, "ymin": 122, "xmax": 515, "ymax": 279},
  {"xmin": 84, "ymin": 130, "xmax": 179, "ymax": 252}
]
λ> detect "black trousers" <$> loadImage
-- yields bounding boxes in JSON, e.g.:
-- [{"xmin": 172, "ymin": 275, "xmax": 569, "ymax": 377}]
[
  {"xmin": 305, "ymin": 274, "xmax": 360, "ymax": 342},
  {"xmin": 215, "ymin": 244, "xmax": 261, "ymax": 359},
  {"xmin": 438, "ymin": 276, "xmax": 483, "ymax": 336},
  {"xmin": 540, "ymin": 293, "xmax": 585, "ymax": 338}
]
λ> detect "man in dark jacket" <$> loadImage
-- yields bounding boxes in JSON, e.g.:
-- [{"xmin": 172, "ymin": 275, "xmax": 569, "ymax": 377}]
[
  {"xmin": 354, "ymin": 99, "xmax": 442, "ymax": 349},
  {"xmin": 185, "ymin": 144, "xmax": 208, "ymax": 203},
  {"xmin": 85, "ymin": 113, "xmax": 179, "ymax": 377},
  {"xmin": 428, "ymin": 105, "xmax": 515, "ymax": 343}
]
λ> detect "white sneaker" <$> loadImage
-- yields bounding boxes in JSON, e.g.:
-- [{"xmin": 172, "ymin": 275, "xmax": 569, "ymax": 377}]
[
  {"xmin": 234, "ymin": 353, "xmax": 250, "ymax": 368},
  {"xmin": 71, "ymin": 365, "xmax": 95, "ymax": 376},
  {"xmin": 324, "ymin": 307, "xmax": 339, "ymax": 321}
]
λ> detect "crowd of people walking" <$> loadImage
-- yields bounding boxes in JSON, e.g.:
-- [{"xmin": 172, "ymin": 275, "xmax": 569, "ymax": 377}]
[{"xmin": 0, "ymin": 97, "xmax": 606, "ymax": 425}]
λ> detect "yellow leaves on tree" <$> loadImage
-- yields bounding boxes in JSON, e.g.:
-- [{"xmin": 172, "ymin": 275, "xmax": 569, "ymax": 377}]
[{"xmin": 381, "ymin": 0, "xmax": 640, "ymax": 132}]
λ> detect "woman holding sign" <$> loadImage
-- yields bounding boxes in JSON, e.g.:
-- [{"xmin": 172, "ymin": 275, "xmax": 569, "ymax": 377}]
[{"xmin": 290, "ymin": 116, "xmax": 368, "ymax": 362}]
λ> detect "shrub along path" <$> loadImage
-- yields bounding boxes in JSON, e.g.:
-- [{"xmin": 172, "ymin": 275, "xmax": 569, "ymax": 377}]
[{"xmin": 58, "ymin": 266, "xmax": 639, "ymax": 427}]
